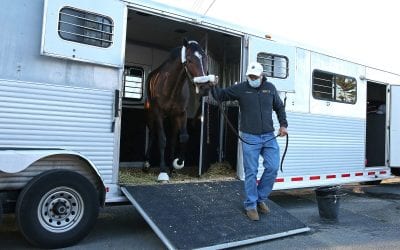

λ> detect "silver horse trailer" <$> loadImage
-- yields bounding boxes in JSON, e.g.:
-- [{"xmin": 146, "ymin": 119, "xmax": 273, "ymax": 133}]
[{"xmin": 0, "ymin": 0, "xmax": 399, "ymax": 248}]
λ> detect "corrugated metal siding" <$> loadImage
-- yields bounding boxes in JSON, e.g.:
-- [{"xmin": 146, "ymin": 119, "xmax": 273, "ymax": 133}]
[
  {"xmin": 274, "ymin": 112, "xmax": 365, "ymax": 177},
  {"xmin": 0, "ymin": 79, "xmax": 115, "ymax": 183}
]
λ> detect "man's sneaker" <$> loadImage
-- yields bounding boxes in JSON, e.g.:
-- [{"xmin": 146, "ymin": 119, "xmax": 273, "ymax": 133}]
[
  {"xmin": 246, "ymin": 209, "xmax": 259, "ymax": 221},
  {"xmin": 257, "ymin": 202, "xmax": 270, "ymax": 214}
]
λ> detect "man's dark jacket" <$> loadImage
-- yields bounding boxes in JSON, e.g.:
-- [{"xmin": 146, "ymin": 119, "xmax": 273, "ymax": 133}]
[{"xmin": 211, "ymin": 78, "xmax": 288, "ymax": 135}]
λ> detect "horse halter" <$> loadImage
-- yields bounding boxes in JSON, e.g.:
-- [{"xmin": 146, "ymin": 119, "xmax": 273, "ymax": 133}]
[{"xmin": 181, "ymin": 43, "xmax": 216, "ymax": 93}]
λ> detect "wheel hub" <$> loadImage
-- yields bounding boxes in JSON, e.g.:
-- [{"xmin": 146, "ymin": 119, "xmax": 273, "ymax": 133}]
[
  {"xmin": 38, "ymin": 187, "xmax": 84, "ymax": 233},
  {"xmin": 52, "ymin": 199, "xmax": 68, "ymax": 215}
]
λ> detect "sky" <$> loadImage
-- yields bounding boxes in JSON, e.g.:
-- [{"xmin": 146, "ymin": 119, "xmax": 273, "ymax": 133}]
[{"xmin": 152, "ymin": 0, "xmax": 400, "ymax": 75}]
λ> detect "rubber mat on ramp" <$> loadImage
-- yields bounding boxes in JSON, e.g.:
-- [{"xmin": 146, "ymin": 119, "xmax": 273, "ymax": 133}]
[{"xmin": 121, "ymin": 180, "xmax": 309, "ymax": 250}]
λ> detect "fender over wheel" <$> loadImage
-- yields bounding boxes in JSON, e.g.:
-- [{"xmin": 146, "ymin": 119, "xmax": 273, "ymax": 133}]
[{"xmin": 16, "ymin": 170, "xmax": 100, "ymax": 248}]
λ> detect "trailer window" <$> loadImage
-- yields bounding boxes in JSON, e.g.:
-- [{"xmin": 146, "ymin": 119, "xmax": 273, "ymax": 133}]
[
  {"xmin": 58, "ymin": 7, "xmax": 113, "ymax": 48},
  {"xmin": 257, "ymin": 53, "xmax": 288, "ymax": 79},
  {"xmin": 124, "ymin": 66, "xmax": 144, "ymax": 99},
  {"xmin": 312, "ymin": 70, "xmax": 357, "ymax": 104}
]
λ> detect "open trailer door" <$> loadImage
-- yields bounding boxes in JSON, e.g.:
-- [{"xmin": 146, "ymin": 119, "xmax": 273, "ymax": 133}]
[
  {"xmin": 236, "ymin": 36, "xmax": 296, "ymax": 179},
  {"xmin": 247, "ymin": 36, "xmax": 296, "ymax": 92},
  {"xmin": 390, "ymin": 85, "xmax": 400, "ymax": 168}
]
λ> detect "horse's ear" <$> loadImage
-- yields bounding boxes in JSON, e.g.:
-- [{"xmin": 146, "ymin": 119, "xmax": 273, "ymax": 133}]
[{"xmin": 183, "ymin": 38, "xmax": 188, "ymax": 47}]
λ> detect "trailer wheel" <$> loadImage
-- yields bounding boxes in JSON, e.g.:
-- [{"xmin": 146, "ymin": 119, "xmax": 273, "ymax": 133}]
[{"xmin": 16, "ymin": 170, "xmax": 99, "ymax": 248}]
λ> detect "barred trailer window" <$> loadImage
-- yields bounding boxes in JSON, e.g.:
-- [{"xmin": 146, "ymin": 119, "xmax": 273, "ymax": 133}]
[
  {"xmin": 124, "ymin": 67, "xmax": 144, "ymax": 99},
  {"xmin": 257, "ymin": 53, "xmax": 288, "ymax": 79},
  {"xmin": 312, "ymin": 70, "xmax": 357, "ymax": 104},
  {"xmin": 58, "ymin": 7, "xmax": 113, "ymax": 48}
]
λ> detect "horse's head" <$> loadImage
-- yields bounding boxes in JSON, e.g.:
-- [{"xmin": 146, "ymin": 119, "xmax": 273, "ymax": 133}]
[{"xmin": 181, "ymin": 39, "xmax": 215, "ymax": 96}]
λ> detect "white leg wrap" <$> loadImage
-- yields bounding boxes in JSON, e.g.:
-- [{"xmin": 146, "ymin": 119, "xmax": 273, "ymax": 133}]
[
  {"xmin": 173, "ymin": 158, "xmax": 185, "ymax": 169},
  {"xmin": 157, "ymin": 172, "xmax": 170, "ymax": 182}
]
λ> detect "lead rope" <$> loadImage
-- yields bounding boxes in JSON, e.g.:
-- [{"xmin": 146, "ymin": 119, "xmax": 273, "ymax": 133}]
[
  {"xmin": 280, "ymin": 134, "xmax": 288, "ymax": 172},
  {"xmin": 280, "ymin": 93, "xmax": 288, "ymax": 172},
  {"xmin": 206, "ymin": 98, "xmax": 210, "ymax": 144},
  {"xmin": 211, "ymin": 87, "xmax": 277, "ymax": 145},
  {"xmin": 211, "ymin": 86, "xmax": 288, "ymax": 172}
]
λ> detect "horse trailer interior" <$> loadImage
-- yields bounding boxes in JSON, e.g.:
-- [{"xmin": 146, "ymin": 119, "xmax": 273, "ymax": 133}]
[{"xmin": 120, "ymin": 8, "xmax": 242, "ymax": 173}]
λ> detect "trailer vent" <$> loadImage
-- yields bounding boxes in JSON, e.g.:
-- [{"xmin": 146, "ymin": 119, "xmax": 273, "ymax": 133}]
[
  {"xmin": 58, "ymin": 7, "xmax": 114, "ymax": 48},
  {"xmin": 257, "ymin": 53, "xmax": 288, "ymax": 79},
  {"xmin": 123, "ymin": 66, "xmax": 144, "ymax": 100}
]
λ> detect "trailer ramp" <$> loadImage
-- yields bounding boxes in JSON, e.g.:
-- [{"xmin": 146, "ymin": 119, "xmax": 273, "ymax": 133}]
[{"xmin": 121, "ymin": 180, "xmax": 309, "ymax": 250}]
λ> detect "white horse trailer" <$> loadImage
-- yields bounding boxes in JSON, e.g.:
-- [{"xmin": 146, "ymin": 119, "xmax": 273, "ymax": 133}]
[{"xmin": 0, "ymin": 0, "xmax": 399, "ymax": 248}]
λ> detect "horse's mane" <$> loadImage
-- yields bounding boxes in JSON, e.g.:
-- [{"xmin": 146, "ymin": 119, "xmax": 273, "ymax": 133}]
[
  {"xmin": 148, "ymin": 47, "xmax": 181, "ymax": 76},
  {"xmin": 168, "ymin": 47, "xmax": 182, "ymax": 61},
  {"xmin": 146, "ymin": 47, "xmax": 184, "ymax": 101},
  {"xmin": 152, "ymin": 41, "xmax": 204, "ymax": 74},
  {"xmin": 146, "ymin": 41, "xmax": 205, "ymax": 100}
]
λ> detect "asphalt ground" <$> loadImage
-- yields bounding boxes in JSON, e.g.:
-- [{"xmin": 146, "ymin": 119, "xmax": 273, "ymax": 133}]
[{"xmin": 1, "ymin": 178, "xmax": 400, "ymax": 250}]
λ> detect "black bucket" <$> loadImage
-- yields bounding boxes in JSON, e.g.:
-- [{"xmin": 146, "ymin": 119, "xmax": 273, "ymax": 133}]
[{"xmin": 315, "ymin": 186, "xmax": 341, "ymax": 220}]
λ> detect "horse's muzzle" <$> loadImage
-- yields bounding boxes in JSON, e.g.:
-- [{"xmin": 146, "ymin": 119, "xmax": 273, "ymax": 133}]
[
  {"xmin": 193, "ymin": 75, "xmax": 218, "ymax": 93},
  {"xmin": 193, "ymin": 75, "xmax": 217, "ymax": 84}
]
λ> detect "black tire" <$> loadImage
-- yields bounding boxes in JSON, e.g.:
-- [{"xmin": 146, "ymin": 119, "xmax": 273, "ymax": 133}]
[{"xmin": 16, "ymin": 170, "xmax": 99, "ymax": 249}]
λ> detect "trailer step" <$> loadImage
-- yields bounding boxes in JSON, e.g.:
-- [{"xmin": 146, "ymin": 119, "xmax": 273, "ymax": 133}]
[{"xmin": 121, "ymin": 180, "xmax": 309, "ymax": 250}]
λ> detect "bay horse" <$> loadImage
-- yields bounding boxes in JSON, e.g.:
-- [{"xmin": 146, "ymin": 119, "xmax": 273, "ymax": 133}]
[{"xmin": 144, "ymin": 38, "xmax": 216, "ymax": 182}]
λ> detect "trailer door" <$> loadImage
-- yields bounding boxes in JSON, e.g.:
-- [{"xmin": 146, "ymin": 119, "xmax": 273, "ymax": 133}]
[
  {"xmin": 390, "ymin": 85, "xmax": 400, "ymax": 167},
  {"xmin": 41, "ymin": 0, "xmax": 127, "ymax": 67},
  {"xmin": 246, "ymin": 36, "xmax": 296, "ymax": 92},
  {"xmin": 237, "ymin": 36, "xmax": 296, "ymax": 179}
]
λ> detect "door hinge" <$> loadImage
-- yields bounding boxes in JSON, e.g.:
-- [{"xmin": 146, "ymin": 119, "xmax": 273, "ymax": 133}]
[
  {"xmin": 111, "ymin": 89, "xmax": 120, "ymax": 133},
  {"xmin": 114, "ymin": 89, "xmax": 120, "ymax": 118},
  {"xmin": 244, "ymin": 36, "xmax": 249, "ymax": 48}
]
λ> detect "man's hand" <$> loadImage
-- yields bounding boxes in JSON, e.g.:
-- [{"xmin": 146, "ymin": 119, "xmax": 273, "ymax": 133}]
[
  {"xmin": 279, "ymin": 127, "xmax": 288, "ymax": 137},
  {"xmin": 208, "ymin": 75, "xmax": 219, "ymax": 86}
]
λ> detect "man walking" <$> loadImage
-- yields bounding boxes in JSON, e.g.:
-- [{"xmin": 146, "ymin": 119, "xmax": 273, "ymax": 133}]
[{"xmin": 211, "ymin": 62, "xmax": 288, "ymax": 221}]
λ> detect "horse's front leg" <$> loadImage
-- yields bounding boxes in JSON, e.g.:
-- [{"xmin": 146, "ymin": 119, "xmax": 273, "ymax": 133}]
[
  {"xmin": 155, "ymin": 116, "xmax": 169, "ymax": 182},
  {"xmin": 173, "ymin": 112, "xmax": 188, "ymax": 170},
  {"xmin": 143, "ymin": 112, "xmax": 155, "ymax": 172},
  {"xmin": 168, "ymin": 118, "xmax": 179, "ymax": 176}
]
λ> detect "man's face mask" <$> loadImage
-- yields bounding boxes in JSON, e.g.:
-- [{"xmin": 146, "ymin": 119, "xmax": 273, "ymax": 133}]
[{"xmin": 247, "ymin": 77, "xmax": 261, "ymax": 88}]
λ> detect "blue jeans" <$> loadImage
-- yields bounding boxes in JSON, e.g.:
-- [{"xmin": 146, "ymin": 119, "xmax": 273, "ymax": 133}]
[{"xmin": 241, "ymin": 132, "xmax": 280, "ymax": 210}]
